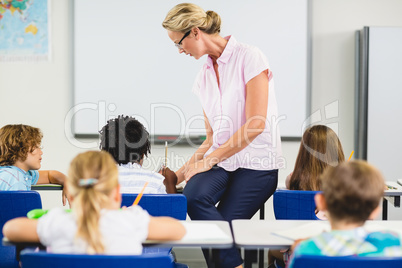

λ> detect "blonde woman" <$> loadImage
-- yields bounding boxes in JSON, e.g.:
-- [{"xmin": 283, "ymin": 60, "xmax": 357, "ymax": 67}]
[
  {"xmin": 3, "ymin": 151, "xmax": 185, "ymax": 255},
  {"xmin": 163, "ymin": 3, "xmax": 282, "ymax": 267}
]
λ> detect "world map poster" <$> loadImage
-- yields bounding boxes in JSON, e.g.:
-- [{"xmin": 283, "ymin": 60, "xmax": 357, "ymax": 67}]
[{"xmin": 0, "ymin": 0, "xmax": 50, "ymax": 62}]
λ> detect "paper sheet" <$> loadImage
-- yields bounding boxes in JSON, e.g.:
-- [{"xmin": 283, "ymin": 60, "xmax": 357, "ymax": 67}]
[
  {"xmin": 181, "ymin": 222, "xmax": 231, "ymax": 241},
  {"xmin": 272, "ymin": 221, "xmax": 330, "ymax": 241}
]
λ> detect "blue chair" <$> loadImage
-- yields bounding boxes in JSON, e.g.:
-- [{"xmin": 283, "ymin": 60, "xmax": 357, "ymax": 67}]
[
  {"xmin": 292, "ymin": 255, "xmax": 402, "ymax": 268},
  {"xmin": 121, "ymin": 194, "xmax": 187, "ymax": 220},
  {"xmin": 121, "ymin": 194, "xmax": 187, "ymax": 267},
  {"xmin": 273, "ymin": 190, "xmax": 320, "ymax": 220},
  {"xmin": 0, "ymin": 191, "xmax": 42, "ymax": 268},
  {"xmin": 20, "ymin": 249, "xmax": 174, "ymax": 268}
]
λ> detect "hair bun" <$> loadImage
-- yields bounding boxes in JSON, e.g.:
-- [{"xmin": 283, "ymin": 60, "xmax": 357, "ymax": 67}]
[{"xmin": 204, "ymin": 10, "xmax": 221, "ymax": 34}]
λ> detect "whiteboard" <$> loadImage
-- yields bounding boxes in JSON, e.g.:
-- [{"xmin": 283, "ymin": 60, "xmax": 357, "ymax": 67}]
[
  {"xmin": 367, "ymin": 27, "xmax": 402, "ymax": 180},
  {"xmin": 73, "ymin": 0, "xmax": 308, "ymax": 138}
]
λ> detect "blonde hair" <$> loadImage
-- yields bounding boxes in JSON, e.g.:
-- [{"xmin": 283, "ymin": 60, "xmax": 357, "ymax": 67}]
[
  {"xmin": 162, "ymin": 3, "xmax": 221, "ymax": 34},
  {"xmin": 321, "ymin": 160, "xmax": 385, "ymax": 224},
  {"xmin": 67, "ymin": 151, "xmax": 118, "ymax": 254},
  {"xmin": 0, "ymin": 124, "xmax": 43, "ymax": 166},
  {"xmin": 289, "ymin": 125, "xmax": 345, "ymax": 191}
]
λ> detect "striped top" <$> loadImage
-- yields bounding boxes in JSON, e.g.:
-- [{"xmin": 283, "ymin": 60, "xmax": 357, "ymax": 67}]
[
  {"xmin": 118, "ymin": 163, "xmax": 166, "ymax": 194},
  {"xmin": 0, "ymin": 166, "xmax": 39, "ymax": 190},
  {"xmin": 289, "ymin": 227, "xmax": 402, "ymax": 268}
]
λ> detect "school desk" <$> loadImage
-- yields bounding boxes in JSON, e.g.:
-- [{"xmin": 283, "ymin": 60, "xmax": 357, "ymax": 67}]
[
  {"xmin": 3, "ymin": 220, "xmax": 233, "ymax": 262},
  {"xmin": 384, "ymin": 181, "xmax": 402, "ymax": 220},
  {"xmin": 232, "ymin": 219, "xmax": 402, "ymax": 267}
]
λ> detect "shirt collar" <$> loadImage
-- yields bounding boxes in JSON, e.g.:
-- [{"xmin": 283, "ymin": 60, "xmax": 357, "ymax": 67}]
[
  {"xmin": 119, "ymin": 162, "xmax": 141, "ymax": 169},
  {"xmin": 205, "ymin": 35, "xmax": 236, "ymax": 69},
  {"xmin": 0, "ymin": 165, "xmax": 28, "ymax": 174}
]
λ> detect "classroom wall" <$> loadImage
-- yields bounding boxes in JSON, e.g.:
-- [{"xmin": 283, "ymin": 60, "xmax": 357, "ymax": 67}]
[{"xmin": 1, "ymin": 0, "xmax": 402, "ymax": 218}]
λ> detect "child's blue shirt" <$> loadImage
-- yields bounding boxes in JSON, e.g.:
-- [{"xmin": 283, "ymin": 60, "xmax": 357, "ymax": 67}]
[
  {"xmin": 289, "ymin": 227, "xmax": 402, "ymax": 268},
  {"xmin": 0, "ymin": 166, "xmax": 39, "ymax": 190}
]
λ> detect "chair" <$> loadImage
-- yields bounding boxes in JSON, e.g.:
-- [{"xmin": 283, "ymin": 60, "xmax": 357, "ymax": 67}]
[
  {"xmin": 292, "ymin": 255, "xmax": 402, "ymax": 268},
  {"xmin": 20, "ymin": 249, "xmax": 174, "ymax": 268},
  {"xmin": 121, "ymin": 194, "xmax": 187, "ymax": 220},
  {"xmin": 273, "ymin": 190, "xmax": 320, "ymax": 220},
  {"xmin": 0, "ymin": 191, "xmax": 42, "ymax": 268},
  {"xmin": 121, "ymin": 194, "xmax": 187, "ymax": 266}
]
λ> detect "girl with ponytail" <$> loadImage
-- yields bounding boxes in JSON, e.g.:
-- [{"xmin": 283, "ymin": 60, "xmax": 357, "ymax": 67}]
[{"xmin": 3, "ymin": 151, "xmax": 185, "ymax": 254}]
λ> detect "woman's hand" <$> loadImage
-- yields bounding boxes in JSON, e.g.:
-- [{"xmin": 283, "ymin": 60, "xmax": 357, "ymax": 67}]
[{"xmin": 184, "ymin": 158, "xmax": 214, "ymax": 182}]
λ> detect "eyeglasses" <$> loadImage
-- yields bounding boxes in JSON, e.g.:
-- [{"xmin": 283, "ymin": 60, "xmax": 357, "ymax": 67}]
[{"xmin": 175, "ymin": 30, "xmax": 191, "ymax": 50}]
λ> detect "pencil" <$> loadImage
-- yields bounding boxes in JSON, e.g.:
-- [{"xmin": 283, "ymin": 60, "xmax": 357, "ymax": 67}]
[
  {"xmin": 133, "ymin": 182, "xmax": 149, "ymax": 206},
  {"xmin": 164, "ymin": 141, "xmax": 168, "ymax": 176},
  {"xmin": 387, "ymin": 185, "xmax": 398, "ymax": 190},
  {"xmin": 348, "ymin": 151, "xmax": 354, "ymax": 161}
]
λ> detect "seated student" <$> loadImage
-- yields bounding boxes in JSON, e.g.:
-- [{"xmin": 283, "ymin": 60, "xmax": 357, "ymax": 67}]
[
  {"xmin": 286, "ymin": 125, "xmax": 345, "ymax": 191},
  {"xmin": 269, "ymin": 125, "xmax": 345, "ymax": 268},
  {"xmin": 0, "ymin": 124, "xmax": 68, "ymax": 205},
  {"xmin": 288, "ymin": 160, "xmax": 402, "ymax": 268},
  {"xmin": 2, "ymin": 151, "xmax": 186, "ymax": 254},
  {"xmin": 99, "ymin": 115, "xmax": 177, "ymax": 194}
]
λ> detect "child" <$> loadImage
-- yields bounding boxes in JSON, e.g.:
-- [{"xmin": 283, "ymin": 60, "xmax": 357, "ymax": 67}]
[
  {"xmin": 269, "ymin": 125, "xmax": 345, "ymax": 267},
  {"xmin": 286, "ymin": 125, "xmax": 345, "ymax": 191},
  {"xmin": 288, "ymin": 160, "xmax": 402, "ymax": 267},
  {"xmin": 0, "ymin": 124, "xmax": 68, "ymax": 205},
  {"xmin": 2, "ymin": 151, "xmax": 186, "ymax": 254},
  {"xmin": 99, "ymin": 115, "xmax": 177, "ymax": 194}
]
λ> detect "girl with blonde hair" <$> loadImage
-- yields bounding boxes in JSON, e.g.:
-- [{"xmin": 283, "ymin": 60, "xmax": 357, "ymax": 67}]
[{"xmin": 3, "ymin": 151, "xmax": 185, "ymax": 254}]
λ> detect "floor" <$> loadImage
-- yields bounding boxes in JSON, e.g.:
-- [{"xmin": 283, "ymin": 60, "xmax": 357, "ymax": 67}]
[{"xmin": 174, "ymin": 248, "xmax": 269, "ymax": 268}]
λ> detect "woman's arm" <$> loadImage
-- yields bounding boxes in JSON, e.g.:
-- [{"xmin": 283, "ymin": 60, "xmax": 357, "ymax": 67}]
[
  {"xmin": 3, "ymin": 217, "xmax": 39, "ymax": 242},
  {"xmin": 175, "ymin": 111, "xmax": 214, "ymax": 184},
  {"xmin": 147, "ymin": 216, "xmax": 186, "ymax": 240},
  {"xmin": 184, "ymin": 70, "xmax": 269, "ymax": 181},
  {"xmin": 38, "ymin": 170, "xmax": 68, "ymax": 206}
]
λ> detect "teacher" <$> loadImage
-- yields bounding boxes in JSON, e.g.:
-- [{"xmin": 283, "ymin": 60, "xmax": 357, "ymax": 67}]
[{"xmin": 163, "ymin": 3, "xmax": 282, "ymax": 267}]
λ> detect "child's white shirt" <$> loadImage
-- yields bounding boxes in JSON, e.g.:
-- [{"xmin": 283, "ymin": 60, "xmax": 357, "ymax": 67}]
[
  {"xmin": 118, "ymin": 163, "xmax": 166, "ymax": 194},
  {"xmin": 37, "ymin": 206, "xmax": 150, "ymax": 254}
]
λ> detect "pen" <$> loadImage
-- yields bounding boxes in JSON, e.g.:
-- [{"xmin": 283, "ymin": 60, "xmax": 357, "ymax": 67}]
[
  {"xmin": 133, "ymin": 182, "xmax": 149, "ymax": 206},
  {"xmin": 348, "ymin": 151, "xmax": 354, "ymax": 161}
]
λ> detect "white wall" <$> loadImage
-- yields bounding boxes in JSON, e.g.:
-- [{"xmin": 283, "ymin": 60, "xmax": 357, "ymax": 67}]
[{"xmin": 1, "ymin": 0, "xmax": 402, "ymax": 216}]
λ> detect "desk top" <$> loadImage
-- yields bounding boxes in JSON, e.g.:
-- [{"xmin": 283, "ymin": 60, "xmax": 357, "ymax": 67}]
[
  {"xmin": 3, "ymin": 220, "xmax": 233, "ymax": 249},
  {"xmin": 31, "ymin": 184, "xmax": 63, "ymax": 191},
  {"xmin": 232, "ymin": 219, "xmax": 402, "ymax": 249},
  {"xmin": 384, "ymin": 181, "xmax": 402, "ymax": 196},
  {"xmin": 146, "ymin": 220, "xmax": 233, "ymax": 248},
  {"xmin": 278, "ymin": 181, "xmax": 402, "ymax": 197}
]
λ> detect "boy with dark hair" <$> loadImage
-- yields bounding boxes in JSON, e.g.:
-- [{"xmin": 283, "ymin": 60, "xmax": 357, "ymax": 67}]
[
  {"xmin": 288, "ymin": 160, "xmax": 402, "ymax": 267},
  {"xmin": 0, "ymin": 124, "xmax": 68, "ymax": 205},
  {"xmin": 99, "ymin": 115, "xmax": 177, "ymax": 194}
]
